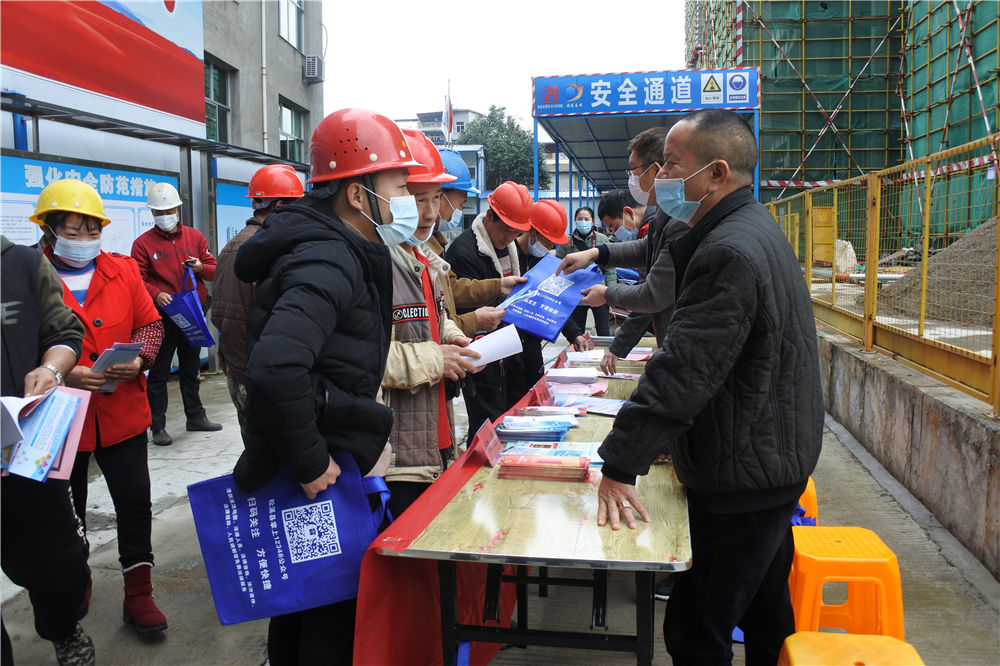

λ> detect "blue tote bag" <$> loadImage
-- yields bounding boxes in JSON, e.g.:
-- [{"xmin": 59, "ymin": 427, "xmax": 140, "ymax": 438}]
[
  {"xmin": 499, "ymin": 254, "xmax": 604, "ymax": 342},
  {"xmin": 188, "ymin": 450, "xmax": 391, "ymax": 625},
  {"xmin": 161, "ymin": 267, "xmax": 216, "ymax": 347}
]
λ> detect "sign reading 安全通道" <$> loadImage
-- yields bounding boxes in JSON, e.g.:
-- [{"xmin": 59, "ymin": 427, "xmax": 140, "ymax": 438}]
[
  {"xmin": 532, "ymin": 68, "xmax": 759, "ymax": 117},
  {"xmin": 0, "ymin": 151, "xmax": 179, "ymax": 254}
]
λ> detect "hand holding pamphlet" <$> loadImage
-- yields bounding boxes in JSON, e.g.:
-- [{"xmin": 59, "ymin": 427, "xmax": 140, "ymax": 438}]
[
  {"xmin": 90, "ymin": 342, "xmax": 143, "ymax": 393},
  {"xmin": 2, "ymin": 387, "xmax": 89, "ymax": 481}
]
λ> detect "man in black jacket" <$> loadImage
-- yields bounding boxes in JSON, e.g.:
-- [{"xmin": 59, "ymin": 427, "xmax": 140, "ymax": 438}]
[
  {"xmin": 586, "ymin": 110, "xmax": 823, "ymax": 665},
  {"xmin": 232, "ymin": 108, "xmax": 421, "ymax": 665}
]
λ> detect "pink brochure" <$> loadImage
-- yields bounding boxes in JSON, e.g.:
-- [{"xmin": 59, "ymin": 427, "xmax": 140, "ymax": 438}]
[{"xmin": 42, "ymin": 387, "xmax": 90, "ymax": 480}]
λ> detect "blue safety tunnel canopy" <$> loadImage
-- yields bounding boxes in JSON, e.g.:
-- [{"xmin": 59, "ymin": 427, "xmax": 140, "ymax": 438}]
[{"xmin": 531, "ymin": 69, "xmax": 761, "ymax": 197}]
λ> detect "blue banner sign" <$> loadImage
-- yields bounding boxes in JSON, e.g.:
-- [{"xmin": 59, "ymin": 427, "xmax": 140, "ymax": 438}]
[
  {"xmin": 533, "ymin": 68, "xmax": 759, "ymax": 117},
  {"xmin": 0, "ymin": 152, "xmax": 178, "ymax": 254}
]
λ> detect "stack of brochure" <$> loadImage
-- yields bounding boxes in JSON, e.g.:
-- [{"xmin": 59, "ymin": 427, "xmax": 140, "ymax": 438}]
[
  {"xmin": 495, "ymin": 415, "xmax": 576, "ymax": 442},
  {"xmin": 552, "ymin": 394, "xmax": 626, "ymax": 417},
  {"xmin": 546, "ymin": 367, "xmax": 600, "ymax": 383},
  {"xmin": 497, "ymin": 452, "xmax": 590, "ymax": 481},
  {"xmin": 502, "ymin": 440, "xmax": 604, "ymax": 467},
  {"xmin": 512, "ymin": 405, "xmax": 586, "ymax": 417}
]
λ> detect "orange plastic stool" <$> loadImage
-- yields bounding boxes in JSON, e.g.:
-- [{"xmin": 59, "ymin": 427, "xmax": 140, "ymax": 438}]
[
  {"xmin": 789, "ymin": 526, "xmax": 905, "ymax": 639},
  {"xmin": 798, "ymin": 477, "xmax": 818, "ymax": 524},
  {"xmin": 778, "ymin": 631, "xmax": 924, "ymax": 665}
]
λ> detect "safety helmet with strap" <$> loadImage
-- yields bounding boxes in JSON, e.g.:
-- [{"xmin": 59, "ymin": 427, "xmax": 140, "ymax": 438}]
[
  {"xmin": 247, "ymin": 164, "xmax": 304, "ymax": 199},
  {"xmin": 308, "ymin": 108, "xmax": 422, "ymax": 185},
  {"xmin": 487, "ymin": 181, "xmax": 533, "ymax": 231},
  {"xmin": 402, "ymin": 129, "xmax": 458, "ymax": 184},
  {"xmin": 439, "ymin": 149, "xmax": 480, "ymax": 195},
  {"xmin": 529, "ymin": 199, "xmax": 570, "ymax": 245},
  {"xmin": 30, "ymin": 179, "xmax": 111, "ymax": 227},
  {"xmin": 147, "ymin": 182, "xmax": 183, "ymax": 211}
]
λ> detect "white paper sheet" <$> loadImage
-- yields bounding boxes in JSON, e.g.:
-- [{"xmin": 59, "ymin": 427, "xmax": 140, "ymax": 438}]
[{"xmin": 466, "ymin": 326, "xmax": 523, "ymax": 368}]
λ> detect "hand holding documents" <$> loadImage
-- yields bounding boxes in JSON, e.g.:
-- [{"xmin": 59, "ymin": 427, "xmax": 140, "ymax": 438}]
[
  {"xmin": 2, "ymin": 387, "xmax": 90, "ymax": 481},
  {"xmin": 90, "ymin": 342, "xmax": 144, "ymax": 393},
  {"xmin": 467, "ymin": 326, "xmax": 523, "ymax": 368}
]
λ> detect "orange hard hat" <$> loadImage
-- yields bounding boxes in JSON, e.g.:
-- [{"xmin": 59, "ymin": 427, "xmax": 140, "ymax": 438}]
[
  {"xmin": 487, "ymin": 181, "xmax": 532, "ymax": 231},
  {"xmin": 308, "ymin": 108, "xmax": 422, "ymax": 184},
  {"xmin": 247, "ymin": 164, "xmax": 304, "ymax": 198},
  {"xmin": 402, "ymin": 129, "xmax": 458, "ymax": 184},
  {"xmin": 529, "ymin": 199, "xmax": 569, "ymax": 244}
]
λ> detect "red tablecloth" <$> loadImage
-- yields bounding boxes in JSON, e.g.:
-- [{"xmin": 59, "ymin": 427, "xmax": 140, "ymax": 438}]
[{"xmin": 353, "ymin": 386, "xmax": 540, "ymax": 665}]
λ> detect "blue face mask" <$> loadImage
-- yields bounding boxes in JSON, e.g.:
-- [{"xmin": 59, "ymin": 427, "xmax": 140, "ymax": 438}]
[
  {"xmin": 654, "ymin": 161, "xmax": 715, "ymax": 223},
  {"xmin": 53, "ymin": 235, "xmax": 101, "ymax": 268},
  {"xmin": 574, "ymin": 219, "xmax": 593, "ymax": 236},
  {"xmin": 438, "ymin": 209, "xmax": 462, "ymax": 233},
  {"xmin": 613, "ymin": 225, "xmax": 637, "ymax": 242},
  {"xmin": 362, "ymin": 188, "xmax": 419, "ymax": 246},
  {"xmin": 529, "ymin": 240, "xmax": 550, "ymax": 258}
]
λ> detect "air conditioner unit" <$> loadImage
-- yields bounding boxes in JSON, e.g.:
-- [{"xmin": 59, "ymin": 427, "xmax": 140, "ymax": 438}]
[{"xmin": 303, "ymin": 55, "xmax": 324, "ymax": 84}]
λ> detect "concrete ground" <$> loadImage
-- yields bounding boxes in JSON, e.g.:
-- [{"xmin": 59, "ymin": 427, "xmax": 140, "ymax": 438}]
[{"xmin": 3, "ymin": 364, "xmax": 998, "ymax": 665}]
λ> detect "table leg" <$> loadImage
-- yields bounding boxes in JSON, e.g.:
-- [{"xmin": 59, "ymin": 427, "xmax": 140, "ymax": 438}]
[
  {"xmin": 483, "ymin": 564, "xmax": 502, "ymax": 622},
  {"xmin": 591, "ymin": 570, "xmax": 609, "ymax": 629},
  {"xmin": 538, "ymin": 566, "xmax": 549, "ymax": 597},
  {"xmin": 634, "ymin": 571, "xmax": 654, "ymax": 666},
  {"xmin": 438, "ymin": 561, "xmax": 459, "ymax": 665},
  {"xmin": 515, "ymin": 564, "xmax": 529, "ymax": 648}
]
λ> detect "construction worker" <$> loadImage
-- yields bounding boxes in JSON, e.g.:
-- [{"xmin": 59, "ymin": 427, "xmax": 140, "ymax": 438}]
[
  {"xmin": 424, "ymin": 147, "xmax": 521, "ymax": 339},
  {"xmin": 433, "ymin": 148, "xmax": 478, "ymax": 247},
  {"xmin": 211, "ymin": 164, "xmax": 304, "ymax": 432},
  {"xmin": 445, "ymin": 181, "xmax": 532, "ymax": 443},
  {"xmin": 509, "ymin": 198, "xmax": 587, "ymax": 399},
  {"xmin": 131, "ymin": 182, "xmax": 221, "ymax": 445},
  {"xmin": 232, "ymin": 108, "xmax": 420, "ymax": 665},
  {"xmin": 381, "ymin": 129, "xmax": 480, "ymax": 516},
  {"xmin": 32, "ymin": 179, "xmax": 170, "ymax": 636}
]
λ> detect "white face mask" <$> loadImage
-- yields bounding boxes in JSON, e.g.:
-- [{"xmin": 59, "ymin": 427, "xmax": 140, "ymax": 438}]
[
  {"xmin": 53, "ymin": 235, "xmax": 101, "ymax": 268},
  {"xmin": 627, "ymin": 163, "xmax": 655, "ymax": 206},
  {"xmin": 153, "ymin": 212, "xmax": 179, "ymax": 231}
]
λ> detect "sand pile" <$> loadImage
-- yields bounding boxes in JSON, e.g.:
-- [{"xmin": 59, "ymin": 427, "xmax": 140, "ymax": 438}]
[{"xmin": 878, "ymin": 217, "xmax": 996, "ymax": 327}]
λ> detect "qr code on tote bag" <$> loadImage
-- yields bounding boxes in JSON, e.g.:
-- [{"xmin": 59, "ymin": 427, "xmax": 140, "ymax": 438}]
[{"xmin": 282, "ymin": 500, "xmax": 342, "ymax": 563}]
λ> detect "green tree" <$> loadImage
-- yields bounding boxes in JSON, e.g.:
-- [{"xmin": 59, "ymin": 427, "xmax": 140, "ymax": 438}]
[{"xmin": 457, "ymin": 105, "xmax": 551, "ymax": 191}]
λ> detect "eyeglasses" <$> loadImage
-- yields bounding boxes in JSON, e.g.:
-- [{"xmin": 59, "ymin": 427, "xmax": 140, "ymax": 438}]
[{"xmin": 624, "ymin": 163, "xmax": 655, "ymax": 178}]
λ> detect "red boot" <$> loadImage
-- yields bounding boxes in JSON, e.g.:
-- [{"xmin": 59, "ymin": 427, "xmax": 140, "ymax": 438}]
[{"xmin": 122, "ymin": 563, "xmax": 167, "ymax": 633}]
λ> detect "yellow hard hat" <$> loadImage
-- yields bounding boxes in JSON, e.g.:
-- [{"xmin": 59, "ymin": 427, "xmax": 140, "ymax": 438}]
[{"xmin": 29, "ymin": 179, "xmax": 111, "ymax": 227}]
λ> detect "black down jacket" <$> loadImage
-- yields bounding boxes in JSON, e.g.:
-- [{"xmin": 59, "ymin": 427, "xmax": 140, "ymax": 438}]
[
  {"xmin": 232, "ymin": 194, "xmax": 394, "ymax": 491},
  {"xmin": 599, "ymin": 187, "xmax": 823, "ymax": 512}
]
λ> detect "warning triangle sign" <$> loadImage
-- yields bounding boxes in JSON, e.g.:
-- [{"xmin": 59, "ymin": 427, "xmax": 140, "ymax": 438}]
[{"xmin": 703, "ymin": 75, "xmax": 721, "ymax": 93}]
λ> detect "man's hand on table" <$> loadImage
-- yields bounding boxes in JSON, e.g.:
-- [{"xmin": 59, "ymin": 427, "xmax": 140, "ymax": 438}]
[
  {"xmin": 600, "ymin": 350, "xmax": 619, "ymax": 375},
  {"xmin": 597, "ymin": 475, "xmax": 650, "ymax": 530}
]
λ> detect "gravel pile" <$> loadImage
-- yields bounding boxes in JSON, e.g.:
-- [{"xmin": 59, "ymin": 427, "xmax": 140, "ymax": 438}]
[{"xmin": 878, "ymin": 217, "xmax": 996, "ymax": 327}]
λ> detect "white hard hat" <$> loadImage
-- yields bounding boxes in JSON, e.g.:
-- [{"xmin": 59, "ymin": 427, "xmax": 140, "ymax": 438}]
[{"xmin": 147, "ymin": 182, "xmax": 182, "ymax": 211}]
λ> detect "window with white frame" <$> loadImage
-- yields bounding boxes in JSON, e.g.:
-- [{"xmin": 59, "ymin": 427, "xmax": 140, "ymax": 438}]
[
  {"xmin": 278, "ymin": 0, "xmax": 304, "ymax": 51},
  {"xmin": 205, "ymin": 59, "xmax": 231, "ymax": 143},
  {"xmin": 279, "ymin": 101, "xmax": 306, "ymax": 162}
]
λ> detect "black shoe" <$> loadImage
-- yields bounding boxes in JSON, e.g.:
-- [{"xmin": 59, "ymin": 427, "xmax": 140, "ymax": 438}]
[
  {"xmin": 151, "ymin": 429, "xmax": 173, "ymax": 446},
  {"xmin": 53, "ymin": 623, "xmax": 95, "ymax": 666},
  {"xmin": 654, "ymin": 576, "xmax": 674, "ymax": 601},
  {"xmin": 186, "ymin": 416, "xmax": 222, "ymax": 432}
]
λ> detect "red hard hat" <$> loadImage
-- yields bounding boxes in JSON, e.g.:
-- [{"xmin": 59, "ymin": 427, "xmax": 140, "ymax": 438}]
[
  {"xmin": 247, "ymin": 164, "xmax": 305, "ymax": 198},
  {"xmin": 309, "ymin": 108, "xmax": 422, "ymax": 184},
  {"xmin": 529, "ymin": 200, "xmax": 569, "ymax": 244},
  {"xmin": 402, "ymin": 129, "xmax": 458, "ymax": 184},
  {"xmin": 487, "ymin": 181, "xmax": 532, "ymax": 231}
]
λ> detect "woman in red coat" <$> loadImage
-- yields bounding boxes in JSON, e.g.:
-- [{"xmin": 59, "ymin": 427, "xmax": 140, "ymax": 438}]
[{"xmin": 30, "ymin": 180, "xmax": 168, "ymax": 635}]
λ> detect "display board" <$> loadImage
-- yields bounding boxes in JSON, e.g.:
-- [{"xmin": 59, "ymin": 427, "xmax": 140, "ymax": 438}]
[
  {"xmin": 0, "ymin": 151, "xmax": 179, "ymax": 255},
  {"xmin": 215, "ymin": 180, "xmax": 251, "ymax": 252}
]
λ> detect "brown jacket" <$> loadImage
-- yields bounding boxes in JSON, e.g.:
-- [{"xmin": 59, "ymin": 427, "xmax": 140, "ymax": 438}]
[
  {"xmin": 382, "ymin": 244, "xmax": 464, "ymax": 484},
  {"xmin": 210, "ymin": 218, "xmax": 261, "ymax": 384},
  {"xmin": 425, "ymin": 234, "xmax": 501, "ymax": 336}
]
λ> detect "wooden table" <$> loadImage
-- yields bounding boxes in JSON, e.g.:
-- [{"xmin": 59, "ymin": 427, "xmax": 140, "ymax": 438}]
[{"xmin": 382, "ymin": 390, "xmax": 691, "ymax": 665}]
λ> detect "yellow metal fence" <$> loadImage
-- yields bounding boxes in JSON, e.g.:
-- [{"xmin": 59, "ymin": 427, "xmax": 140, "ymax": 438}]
[{"xmin": 769, "ymin": 134, "xmax": 1000, "ymax": 416}]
